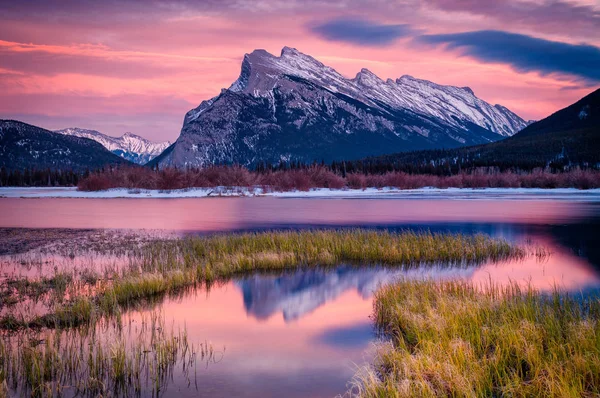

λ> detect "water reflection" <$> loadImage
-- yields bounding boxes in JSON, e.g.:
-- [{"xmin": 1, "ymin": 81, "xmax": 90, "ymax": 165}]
[
  {"xmin": 238, "ymin": 265, "xmax": 477, "ymax": 322},
  {"xmin": 2, "ymin": 197, "xmax": 600, "ymax": 397},
  {"xmin": 236, "ymin": 244, "xmax": 600, "ymax": 326},
  {"xmin": 0, "ymin": 198, "xmax": 597, "ymax": 230},
  {"xmin": 153, "ymin": 242, "xmax": 600, "ymax": 397},
  {"xmin": 155, "ymin": 281, "xmax": 375, "ymax": 398}
]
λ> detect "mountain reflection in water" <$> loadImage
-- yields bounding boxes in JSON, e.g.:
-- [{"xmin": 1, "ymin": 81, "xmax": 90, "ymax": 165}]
[{"xmin": 238, "ymin": 265, "xmax": 477, "ymax": 322}]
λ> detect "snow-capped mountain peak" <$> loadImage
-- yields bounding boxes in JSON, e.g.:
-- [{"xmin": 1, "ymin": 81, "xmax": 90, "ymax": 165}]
[
  {"xmin": 354, "ymin": 68, "xmax": 385, "ymax": 86},
  {"xmin": 55, "ymin": 128, "xmax": 170, "ymax": 165},
  {"xmin": 153, "ymin": 46, "xmax": 528, "ymax": 168},
  {"xmin": 227, "ymin": 47, "xmax": 525, "ymax": 137}
]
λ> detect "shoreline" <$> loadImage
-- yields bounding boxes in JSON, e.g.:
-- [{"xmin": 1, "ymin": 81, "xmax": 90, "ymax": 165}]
[{"xmin": 1, "ymin": 186, "xmax": 600, "ymax": 200}]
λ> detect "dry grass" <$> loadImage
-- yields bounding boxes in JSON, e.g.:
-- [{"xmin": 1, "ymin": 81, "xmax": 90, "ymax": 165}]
[
  {"xmin": 0, "ymin": 230, "xmax": 535, "ymax": 397},
  {"xmin": 0, "ymin": 230, "xmax": 525, "ymax": 330},
  {"xmin": 349, "ymin": 280, "xmax": 600, "ymax": 397}
]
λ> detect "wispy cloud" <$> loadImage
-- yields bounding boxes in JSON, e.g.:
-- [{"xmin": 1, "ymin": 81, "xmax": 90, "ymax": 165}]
[
  {"xmin": 310, "ymin": 18, "xmax": 414, "ymax": 46},
  {"xmin": 417, "ymin": 30, "xmax": 600, "ymax": 84},
  {"xmin": 426, "ymin": 0, "xmax": 600, "ymax": 39},
  {"xmin": 0, "ymin": 40, "xmax": 233, "ymax": 78}
]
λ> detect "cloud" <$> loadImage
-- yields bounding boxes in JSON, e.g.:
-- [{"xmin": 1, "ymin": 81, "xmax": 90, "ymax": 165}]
[
  {"xmin": 417, "ymin": 30, "xmax": 600, "ymax": 84},
  {"xmin": 426, "ymin": 0, "xmax": 600, "ymax": 39},
  {"xmin": 0, "ymin": 40, "xmax": 232, "ymax": 79},
  {"xmin": 310, "ymin": 18, "xmax": 414, "ymax": 46}
]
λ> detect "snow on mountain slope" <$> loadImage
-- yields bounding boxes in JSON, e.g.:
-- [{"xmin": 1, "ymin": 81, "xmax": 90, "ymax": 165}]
[
  {"xmin": 222, "ymin": 47, "xmax": 526, "ymax": 136},
  {"xmin": 56, "ymin": 128, "xmax": 170, "ymax": 165},
  {"xmin": 0, "ymin": 120, "xmax": 129, "ymax": 171},
  {"xmin": 154, "ymin": 47, "xmax": 527, "ymax": 168}
]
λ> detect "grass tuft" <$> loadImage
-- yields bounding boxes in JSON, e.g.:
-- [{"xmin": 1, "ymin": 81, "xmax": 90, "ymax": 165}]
[{"xmin": 350, "ymin": 280, "xmax": 600, "ymax": 397}]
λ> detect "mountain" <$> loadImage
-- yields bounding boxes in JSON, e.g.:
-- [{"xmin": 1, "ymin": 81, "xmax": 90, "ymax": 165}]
[
  {"xmin": 55, "ymin": 128, "xmax": 170, "ymax": 165},
  {"xmin": 359, "ymin": 88, "xmax": 600, "ymax": 171},
  {"xmin": 0, "ymin": 120, "xmax": 131, "ymax": 171},
  {"xmin": 151, "ymin": 47, "xmax": 527, "ymax": 168},
  {"xmin": 516, "ymin": 88, "xmax": 600, "ymax": 138}
]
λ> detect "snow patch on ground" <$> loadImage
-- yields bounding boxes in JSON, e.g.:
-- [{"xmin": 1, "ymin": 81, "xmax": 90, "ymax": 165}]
[{"xmin": 1, "ymin": 187, "xmax": 600, "ymax": 201}]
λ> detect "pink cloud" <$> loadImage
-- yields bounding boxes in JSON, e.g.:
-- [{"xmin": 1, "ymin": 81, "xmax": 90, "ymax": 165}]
[{"xmin": 0, "ymin": 1, "xmax": 598, "ymax": 140}]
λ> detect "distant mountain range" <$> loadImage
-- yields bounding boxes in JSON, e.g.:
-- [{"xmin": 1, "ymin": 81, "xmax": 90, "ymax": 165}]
[
  {"xmin": 0, "ymin": 120, "xmax": 129, "ymax": 171},
  {"xmin": 361, "ymin": 88, "xmax": 600, "ymax": 170},
  {"xmin": 55, "ymin": 128, "xmax": 170, "ymax": 165},
  {"xmin": 151, "ymin": 46, "xmax": 527, "ymax": 168}
]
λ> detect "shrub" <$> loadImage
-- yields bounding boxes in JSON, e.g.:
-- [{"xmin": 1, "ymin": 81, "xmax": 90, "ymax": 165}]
[
  {"xmin": 347, "ymin": 173, "xmax": 367, "ymax": 189},
  {"xmin": 77, "ymin": 174, "xmax": 115, "ymax": 191},
  {"xmin": 77, "ymin": 166, "xmax": 600, "ymax": 191}
]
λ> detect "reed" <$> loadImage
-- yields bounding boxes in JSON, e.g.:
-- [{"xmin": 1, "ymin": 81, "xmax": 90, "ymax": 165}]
[
  {"xmin": 349, "ymin": 280, "xmax": 600, "ymax": 397},
  {"xmin": 0, "ymin": 311, "xmax": 216, "ymax": 397},
  {"xmin": 157, "ymin": 229, "xmax": 522, "ymax": 275}
]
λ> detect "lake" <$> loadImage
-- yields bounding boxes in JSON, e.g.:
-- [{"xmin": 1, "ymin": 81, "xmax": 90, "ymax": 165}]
[{"xmin": 1, "ymin": 196, "xmax": 600, "ymax": 397}]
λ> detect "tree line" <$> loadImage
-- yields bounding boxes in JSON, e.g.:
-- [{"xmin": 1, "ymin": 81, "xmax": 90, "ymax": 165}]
[
  {"xmin": 3, "ymin": 152, "xmax": 598, "ymax": 188},
  {"xmin": 0, "ymin": 167, "xmax": 85, "ymax": 187}
]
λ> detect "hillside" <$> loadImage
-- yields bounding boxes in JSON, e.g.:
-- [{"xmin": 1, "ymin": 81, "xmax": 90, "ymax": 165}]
[
  {"xmin": 352, "ymin": 88, "xmax": 600, "ymax": 172},
  {"xmin": 0, "ymin": 120, "xmax": 131, "ymax": 171}
]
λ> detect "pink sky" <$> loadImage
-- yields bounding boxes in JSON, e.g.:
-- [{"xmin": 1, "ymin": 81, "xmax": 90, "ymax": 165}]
[{"xmin": 0, "ymin": 0, "xmax": 599, "ymax": 141}]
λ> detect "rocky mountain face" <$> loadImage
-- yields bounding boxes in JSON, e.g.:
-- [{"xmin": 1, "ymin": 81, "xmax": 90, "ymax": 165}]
[
  {"xmin": 153, "ymin": 47, "xmax": 527, "ymax": 167},
  {"xmin": 0, "ymin": 120, "xmax": 130, "ymax": 171},
  {"xmin": 55, "ymin": 128, "xmax": 170, "ymax": 165}
]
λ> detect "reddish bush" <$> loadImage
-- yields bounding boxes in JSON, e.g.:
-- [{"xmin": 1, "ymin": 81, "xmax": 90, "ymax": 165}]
[
  {"xmin": 77, "ymin": 165, "xmax": 600, "ymax": 192},
  {"xmin": 567, "ymin": 169, "xmax": 600, "ymax": 189},
  {"xmin": 364, "ymin": 174, "xmax": 386, "ymax": 188},
  {"xmin": 259, "ymin": 170, "xmax": 312, "ymax": 191},
  {"xmin": 346, "ymin": 173, "xmax": 367, "ymax": 189},
  {"xmin": 156, "ymin": 168, "xmax": 185, "ymax": 190},
  {"xmin": 77, "ymin": 174, "xmax": 115, "ymax": 191},
  {"xmin": 310, "ymin": 168, "xmax": 345, "ymax": 189}
]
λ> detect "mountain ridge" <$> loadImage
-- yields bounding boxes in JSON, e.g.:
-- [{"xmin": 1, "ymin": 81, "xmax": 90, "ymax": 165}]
[
  {"xmin": 152, "ymin": 46, "xmax": 527, "ymax": 168},
  {"xmin": 0, "ymin": 120, "xmax": 131, "ymax": 171},
  {"xmin": 55, "ymin": 128, "xmax": 170, "ymax": 165},
  {"xmin": 355, "ymin": 88, "xmax": 600, "ymax": 171}
]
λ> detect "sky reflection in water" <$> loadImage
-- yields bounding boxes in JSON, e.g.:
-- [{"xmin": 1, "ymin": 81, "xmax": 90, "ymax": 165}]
[{"xmin": 1, "ymin": 197, "xmax": 600, "ymax": 397}]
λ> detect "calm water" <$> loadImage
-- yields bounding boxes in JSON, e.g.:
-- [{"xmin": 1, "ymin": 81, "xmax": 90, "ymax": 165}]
[{"xmin": 1, "ymin": 197, "xmax": 600, "ymax": 397}]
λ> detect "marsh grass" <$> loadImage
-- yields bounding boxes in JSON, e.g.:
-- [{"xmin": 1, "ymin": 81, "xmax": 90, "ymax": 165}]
[
  {"xmin": 147, "ymin": 229, "xmax": 523, "ymax": 277},
  {"xmin": 0, "ymin": 311, "xmax": 216, "ymax": 397},
  {"xmin": 4, "ymin": 273, "xmax": 73, "ymax": 301},
  {"xmin": 0, "ymin": 230, "xmax": 534, "ymax": 397},
  {"xmin": 350, "ymin": 280, "xmax": 600, "ymax": 397},
  {"xmin": 1, "ymin": 230, "xmax": 526, "ymax": 330}
]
